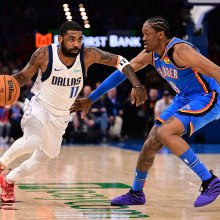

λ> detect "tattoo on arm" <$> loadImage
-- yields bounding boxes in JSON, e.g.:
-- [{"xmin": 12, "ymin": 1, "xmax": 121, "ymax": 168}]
[
  {"xmin": 85, "ymin": 47, "xmax": 113, "ymax": 64},
  {"xmin": 26, "ymin": 47, "xmax": 48, "ymax": 69},
  {"xmin": 12, "ymin": 47, "xmax": 48, "ymax": 87}
]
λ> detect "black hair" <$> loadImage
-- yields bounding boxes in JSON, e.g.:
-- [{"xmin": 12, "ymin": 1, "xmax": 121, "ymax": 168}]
[
  {"xmin": 59, "ymin": 21, "xmax": 82, "ymax": 37},
  {"xmin": 145, "ymin": 16, "xmax": 170, "ymax": 38}
]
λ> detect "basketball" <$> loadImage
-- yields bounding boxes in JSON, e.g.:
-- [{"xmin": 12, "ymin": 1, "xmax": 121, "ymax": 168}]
[{"xmin": 0, "ymin": 75, "xmax": 20, "ymax": 106}]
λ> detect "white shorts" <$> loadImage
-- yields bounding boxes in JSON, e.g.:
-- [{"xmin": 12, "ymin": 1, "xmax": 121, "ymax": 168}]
[{"xmin": 21, "ymin": 96, "xmax": 71, "ymax": 158}]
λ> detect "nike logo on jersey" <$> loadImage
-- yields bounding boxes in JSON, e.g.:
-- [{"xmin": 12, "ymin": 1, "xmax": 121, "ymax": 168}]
[
  {"xmin": 52, "ymin": 76, "xmax": 81, "ymax": 86},
  {"xmin": 54, "ymin": 68, "xmax": 63, "ymax": 71},
  {"xmin": 154, "ymin": 57, "xmax": 159, "ymax": 60},
  {"xmin": 65, "ymin": 120, "xmax": 70, "ymax": 123}
]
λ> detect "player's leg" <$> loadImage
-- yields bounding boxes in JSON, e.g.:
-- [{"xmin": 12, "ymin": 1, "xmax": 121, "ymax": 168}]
[
  {"xmin": 111, "ymin": 125, "xmax": 163, "ymax": 205},
  {"xmin": 0, "ymin": 116, "xmax": 43, "ymax": 170},
  {"xmin": 110, "ymin": 101, "xmax": 180, "ymax": 206},
  {"xmin": 7, "ymin": 147, "xmax": 51, "ymax": 182},
  {"xmin": 0, "ymin": 147, "xmax": 51, "ymax": 202},
  {"xmin": 157, "ymin": 91, "xmax": 220, "ymax": 207},
  {"xmin": 157, "ymin": 116, "xmax": 212, "ymax": 180}
]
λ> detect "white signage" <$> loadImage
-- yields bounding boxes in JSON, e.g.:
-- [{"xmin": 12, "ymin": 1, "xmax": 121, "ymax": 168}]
[
  {"xmin": 53, "ymin": 35, "xmax": 141, "ymax": 48},
  {"xmin": 109, "ymin": 35, "xmax": 141, "ymax": 47}
]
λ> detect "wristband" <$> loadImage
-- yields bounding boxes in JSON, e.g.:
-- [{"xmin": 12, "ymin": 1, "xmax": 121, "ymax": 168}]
[
  {"xmin": 115, "ymin": 55, "xmax": 130, "ymax": 72},
  {"xmin": 133, "ymin": 84, "xmax": 142, "ymax": 88}
]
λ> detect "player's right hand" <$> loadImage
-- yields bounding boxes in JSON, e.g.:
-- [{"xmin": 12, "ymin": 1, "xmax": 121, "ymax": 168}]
[
  {"xmin": 69, "ymin": 97, "xmax": 94, "ymax": 118},
  {"xmin": 131, "ymin": 85, "xmax": 148, "ymax": 107}
]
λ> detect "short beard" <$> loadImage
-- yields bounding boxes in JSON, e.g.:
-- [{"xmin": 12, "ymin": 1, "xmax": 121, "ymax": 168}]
[{"xmin": 61, "ymin": 41, "xmax": 81, "ymax": 57}]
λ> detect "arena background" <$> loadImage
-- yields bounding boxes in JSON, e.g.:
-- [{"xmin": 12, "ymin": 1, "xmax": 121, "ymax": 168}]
[
  {"xmin": 1, "ymin": 1, "xmax": 220, "ymax": 219},
  {"xmin": 1, "ymin": 0, "xmax": 220, "ymax": 145}
]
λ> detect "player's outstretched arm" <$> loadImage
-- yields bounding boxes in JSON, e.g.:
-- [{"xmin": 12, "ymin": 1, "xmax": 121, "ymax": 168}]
[
  {"xmin": 173, "ymin": 43, "xmax": 220, "ymax": 86},
  {"xmin": 12, "ymin": 46, "xmax": 48, "ymax": 87},
  {"xmin": 87, "ymin": 49, "xmax": 152, "ymax": 103},
  {"xmin": 84, "ymin": 46, "xmax": 144, "ymax": 86},
  {"xmin": 70, "ymin": 49, "xmax": 152, "ymax": 116}
]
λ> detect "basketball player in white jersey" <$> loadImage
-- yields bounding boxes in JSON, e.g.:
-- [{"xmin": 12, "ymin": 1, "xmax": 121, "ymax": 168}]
[{"xmin": 0, "ymin": 21, "xmax": 147, "ymax": 202}]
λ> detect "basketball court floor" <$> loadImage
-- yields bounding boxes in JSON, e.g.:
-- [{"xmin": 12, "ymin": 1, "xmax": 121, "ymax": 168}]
[{"xmin": 0, "ymin": 143, "xmax": 220, "ymax": 220}]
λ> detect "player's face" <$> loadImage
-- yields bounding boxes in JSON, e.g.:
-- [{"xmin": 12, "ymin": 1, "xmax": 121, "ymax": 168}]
[
  {"xmin": 142, "ymin": 22, "xmax": 161, "ymax": 53},
  {"xmin": 60, "ymin": 30, "xmax": 83, "ymax": 57}
]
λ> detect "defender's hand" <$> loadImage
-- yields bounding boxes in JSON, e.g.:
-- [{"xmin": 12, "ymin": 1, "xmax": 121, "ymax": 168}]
[
  {"xmin": 69, "ymin": 97, "xmax": 94, "ymax": 118},
  {"xmin": 131, "ymin": 85, "xmax": 148, "ymax": 107}
]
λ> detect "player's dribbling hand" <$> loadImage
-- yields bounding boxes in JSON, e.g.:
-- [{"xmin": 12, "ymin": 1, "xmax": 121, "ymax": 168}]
[
  {"xmin": 69, "ymin": 97, "xmax": 94, "ymax": 118},
  {"xmin": 131, "ymin": 85, "xmax": 148, "ymax": 107}
]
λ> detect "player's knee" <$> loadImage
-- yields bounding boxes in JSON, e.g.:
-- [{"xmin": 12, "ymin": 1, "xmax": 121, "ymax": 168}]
[
  {"xmin": 23, "ymin": 135, "xmax": 41, "ymax": 153},
  {"xmin": 157, "ymin": 126, "xmax": 168, "ymax": 143}
]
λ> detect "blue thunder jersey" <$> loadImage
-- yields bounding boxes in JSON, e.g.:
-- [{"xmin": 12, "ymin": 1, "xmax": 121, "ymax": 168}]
[{"xmin": 153, "ymin": 37, "xmax": 219, "ymax": 100}]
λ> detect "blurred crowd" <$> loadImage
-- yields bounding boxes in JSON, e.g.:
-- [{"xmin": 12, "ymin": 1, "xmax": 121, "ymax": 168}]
[
  {"xmin": 0, "ymin": 0, "xmax": 220, "ymax": 143},
  {"xmin": 1, "ymin": 0, "xmax": 220, "ymax": 66},
  {"xmin": 62, "ymin": 85, "xmax": 174, "ymax": 143}
]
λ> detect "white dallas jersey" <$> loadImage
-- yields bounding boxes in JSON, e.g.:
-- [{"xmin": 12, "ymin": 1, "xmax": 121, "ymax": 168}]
[{"xmin": 29, "ymin": 44, "xmax": 86, "ymax": 116}]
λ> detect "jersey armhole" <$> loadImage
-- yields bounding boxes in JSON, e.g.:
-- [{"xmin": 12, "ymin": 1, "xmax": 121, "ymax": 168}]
[
  {"xmin": 167, "ymin": 43, "xmax": 189, "ymax": 70},
  {"xmin": 41, "ymin": 45, "xmax": 53, "ymax": 82},
  {"xmin": 152, "ymin": 52, "xmax": 155, "ymax": 67},
  {"xmin": 80, "ymin": 44, "xmax": 86, "ymax": 83}
]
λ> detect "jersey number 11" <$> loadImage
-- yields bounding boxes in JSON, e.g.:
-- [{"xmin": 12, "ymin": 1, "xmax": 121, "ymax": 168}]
[{"xmin": 70, "ymin": 86, "xmax": 79, "ymax": 98}]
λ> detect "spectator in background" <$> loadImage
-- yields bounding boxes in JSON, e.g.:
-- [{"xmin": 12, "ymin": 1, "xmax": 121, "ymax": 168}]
[
  {"xmin": 154, "ymin": 90, "xmax": 173, "ymax": 121},
  {"xmin": 104, "ymin": 88, "xmax": 124, "ymax": 141},
  {"xmin": 145, "ymin": 88, "xmax": 158, "ymax": 137},
  {"xmin": 9, "ymin": 101, "xmax": 23, "ymax": 143},
  {"xmin": 0, "ymin": 106, "xmax": 10, "ymax": 144},
  {"xmin": 90, "ymin": 98, "xmax": 108, "ymax": 142},
  {"xmin": 95, "ymin": 82, "xmax": 101, "ymax": 89},
  {"xmin": 81, "ymin": 85, "xmax": 92, "ymax": 98},
  {"xmin": 94, "ymin": 82, "xmax": 105, "ymax": 100},
  {"xmin": 2, "ymin": 66, "xmax": 10, "ymax": 75},
  {"xmin": 72, "ymin": 111, "xmax": 102, "ymax": 143}
]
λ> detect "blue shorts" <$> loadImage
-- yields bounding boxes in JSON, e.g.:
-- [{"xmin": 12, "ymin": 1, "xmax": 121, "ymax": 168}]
[{"xmin": 155, "ymin": 90, "xmax": 220, "ymax": 138}]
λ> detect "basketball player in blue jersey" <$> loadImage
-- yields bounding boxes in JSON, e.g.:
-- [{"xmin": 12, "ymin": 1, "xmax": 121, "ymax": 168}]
[
  {"xmin": 71, "ymin": 16, "xmax": 220, "ymax": 207},
  {"xmin": 0, "ymin": 21, "xmax": 147, "ymax": 203}
]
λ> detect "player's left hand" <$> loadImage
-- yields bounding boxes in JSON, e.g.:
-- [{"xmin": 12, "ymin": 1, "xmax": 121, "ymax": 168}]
[
  {"xmin": 69, "ymin": 97, "xmax": 94, "ymax": 118},
  {"xmin": 131, "ymin": 85, "xmax": 148, "ymax": 106}
]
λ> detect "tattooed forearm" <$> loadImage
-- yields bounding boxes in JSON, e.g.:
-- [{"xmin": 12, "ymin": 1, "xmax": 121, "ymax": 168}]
[
  {"xmin": 122, "ymin": 64, "xmax": 141, "ymax": 86},
  {"xmin": 12, "ymin": 71, "xmax": 29, "ymax": 87}
]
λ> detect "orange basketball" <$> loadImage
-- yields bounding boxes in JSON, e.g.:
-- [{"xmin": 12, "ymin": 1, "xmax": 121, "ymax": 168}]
[{"xmin": 0, "ymin": 75, "xmax": 20, "ymax": 106}]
